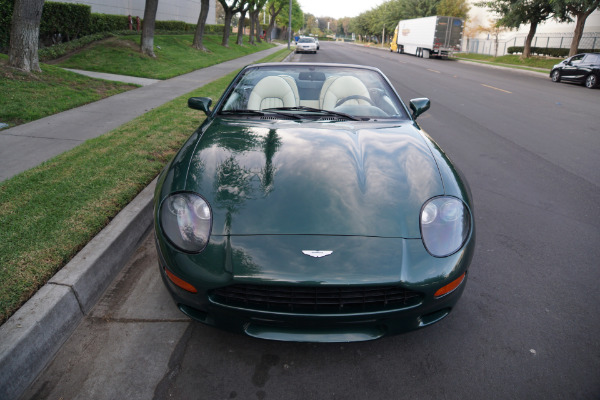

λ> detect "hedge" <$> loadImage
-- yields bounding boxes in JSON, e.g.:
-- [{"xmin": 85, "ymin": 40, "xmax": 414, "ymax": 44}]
[
  {"xmin": 507, "ymin": 46, "xmax": 597, "ymax": 58},
  {"xmin": 88, "ymin": 14, "xmax": 130, "ymax": 34},
  {"xmin": 0, "ymin": 0, "xmax": 13, "ymax": 52},
  {"xmin": 40, "ymin": 2, "xmax": 90, "ymax": 42},
  {"xmin": 1, "ymin": 0, "xmax": 230, "ymax": 57}
]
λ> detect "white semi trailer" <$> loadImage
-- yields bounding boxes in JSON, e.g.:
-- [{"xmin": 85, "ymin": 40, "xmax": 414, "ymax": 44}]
[{"xmin": 390, "ymin": 16, "xmax": 464, "ymax": 59}]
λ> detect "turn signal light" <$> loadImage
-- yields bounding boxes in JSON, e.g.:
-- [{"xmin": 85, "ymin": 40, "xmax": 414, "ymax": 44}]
[
  {"xmin": 435, "ymin": 272, "xmax": 466, "ymax": 298},
  {"xmin": 165, "ymin": 268, "xmax": 198, "ymax": 293}
]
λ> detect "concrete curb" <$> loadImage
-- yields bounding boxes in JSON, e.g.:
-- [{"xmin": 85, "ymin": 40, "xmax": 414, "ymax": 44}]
[
  {"xmin": 0, "ymin": 178, "xmax": 156, "ymax": 400},
  {"xmin": 282, "ymin": 47, "xmax": 296, "ymax": 62},
  {"xmin": 453, "ymin": 58, "xmax": 550, "ymax": 77}
]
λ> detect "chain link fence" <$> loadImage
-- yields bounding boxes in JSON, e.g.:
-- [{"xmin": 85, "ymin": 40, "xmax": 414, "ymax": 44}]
[{"xmin": 465, "ymin": 33, "xmax": 600, "ymax": 56}]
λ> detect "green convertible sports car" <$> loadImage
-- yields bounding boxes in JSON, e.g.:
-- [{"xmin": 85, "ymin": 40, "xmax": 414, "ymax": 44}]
[{"xmin": 153, "ymin": 63, "xmax": 475, "ymax": 342}]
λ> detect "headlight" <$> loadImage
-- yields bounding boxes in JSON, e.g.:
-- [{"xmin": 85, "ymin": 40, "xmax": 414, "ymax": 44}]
[
  {"xmin": 420, "ymin": 196, "xmax": 470, "ymax": 257},
  {"xmin": 159, "ymin": 192, "xmax": 212, "ymax": 253}
]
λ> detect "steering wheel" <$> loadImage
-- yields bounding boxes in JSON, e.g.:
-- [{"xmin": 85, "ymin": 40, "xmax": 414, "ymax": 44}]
[{"xmin": 335, "ymin": 95, "xmax": 376, "ymax": 108}]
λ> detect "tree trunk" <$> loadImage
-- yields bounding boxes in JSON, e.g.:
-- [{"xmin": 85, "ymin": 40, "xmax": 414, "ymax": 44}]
[
  {"xmin": 237, "ymin": 10, "xmax": 247, "ymax": 45},
  {"xmin": 8, "ymin": 0, "xmax": 45, "ymax": 73},
  {"xmin": 253, "ymin": 10, "xmax": 261, "ymax": 44},
  {"xmin": 521, "ymin": 21, "xmax": 537, "ymax": 59},
  {"xmin": 222, "ymin": 9, "xmax": 233, "ymax": 47},
  {"xmin": 570, "ymin": 14, "xmax": 586, "ymax": 57},
  {"xmin": 141, "ymin": 0, "xmax": 159, "ymax": 57},
  {"xmin": 192, "ymin": 0, "xmax": 210, "ymax": 51},
  {"xmin": 249, "ymin": 11, "xmax": 256, "ymax": 45},
  {"xmin": 265, "ymin": 4, "xmax": 283, "ymax": 43}
]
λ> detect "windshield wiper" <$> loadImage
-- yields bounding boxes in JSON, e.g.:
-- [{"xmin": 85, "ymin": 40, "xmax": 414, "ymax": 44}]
[
  {"xmin": 258, "ymin": 108, "xmax": 301, "ymax": 119},
  {"xmin": 264, "ymin": 106, "xmax": 363, "ymax": 121},
  {"xmin": 220, "ymin": 109, "xmax": 300, "ymax": 120},
  {"xmin": 219, "ymin": 109, "xmax": 265, "ymax": 116}
]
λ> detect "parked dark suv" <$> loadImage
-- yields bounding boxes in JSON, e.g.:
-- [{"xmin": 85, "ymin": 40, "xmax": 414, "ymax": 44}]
[{"xmin": 550, "ymin": 53, "xmax": 600, "ymax": 89}]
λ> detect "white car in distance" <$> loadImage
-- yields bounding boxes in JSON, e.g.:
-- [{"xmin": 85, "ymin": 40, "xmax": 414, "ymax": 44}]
[{"xmin": 296, "ymin": 37, "xmax": 318, "ymax": 54}]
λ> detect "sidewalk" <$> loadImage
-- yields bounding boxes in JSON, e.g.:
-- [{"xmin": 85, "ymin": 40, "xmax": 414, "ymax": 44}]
[
  {"xmin": 0, "ymin": 45, "xmax": 283, "ymax": 182},
  {"xmin": 0, "ymin": 44, "xmax": 286, "ymax": 400}
]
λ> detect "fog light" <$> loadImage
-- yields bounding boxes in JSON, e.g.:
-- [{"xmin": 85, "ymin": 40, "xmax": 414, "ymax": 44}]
[
  {"xmin": 165, "ymin": 268, "xmax": 197, "ymax": 293},
  {"xmin": 435, "ymin": 272, "xmax": 466, "ymax": 298}
]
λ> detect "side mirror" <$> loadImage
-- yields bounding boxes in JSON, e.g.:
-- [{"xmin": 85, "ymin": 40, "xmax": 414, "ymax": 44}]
[
  {"xmin": 409, "ymin": 98, "xmax": 430, "ymax": 120},
  {"xmin": 188, "ymin": 97, "xmax": 212, "ymax": 116}
]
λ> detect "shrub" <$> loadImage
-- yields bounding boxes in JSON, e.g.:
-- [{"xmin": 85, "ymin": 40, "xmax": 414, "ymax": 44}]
[
  {"xmin": 40, "ymin": 2, "xmax": 91, "ymax": 42},
  {"xmin": 205, "ymin": 24, "xmax": 227, "ymax": 34},
  {"xmin": 0, "ymin": 0, "xmax": 14, "ymax": 52},
  {"xmin": 155, "ymin": 20, "xmax": 194, "ymax": 32},
  {"xmin": 87, "ymin": 13, "xmax": 130, "ymax": 34},
  {"xmin": 507, "ymin": 46, "xmax": 596, "ymax": 58}
]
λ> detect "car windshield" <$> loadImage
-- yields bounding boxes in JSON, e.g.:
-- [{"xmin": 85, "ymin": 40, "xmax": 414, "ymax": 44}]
[
  {"xmin": 298, "ymin": 38, "xmax": 315, "ymax": 43},
  {"xmin": 219, "ymin": 65, "xmax": 409, "ymax": 120}
]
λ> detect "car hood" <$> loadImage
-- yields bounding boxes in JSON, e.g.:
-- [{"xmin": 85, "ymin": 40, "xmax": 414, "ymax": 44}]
[{"xmin": 172, "ymin": 118, "xmax": 444, "ymax": 238}]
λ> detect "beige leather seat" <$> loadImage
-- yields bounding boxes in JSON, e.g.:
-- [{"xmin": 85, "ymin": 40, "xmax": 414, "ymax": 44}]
[
  {"xmin": 319, "ymin": 76, "xmax": 371, "ymax": 110},
  {"xmin": 279, "ymin": 75, "xmax": 300, "ymax": 105},
  {"xmin": 247, "ymin": 76, "xmax": 298, "ymax": 110}
]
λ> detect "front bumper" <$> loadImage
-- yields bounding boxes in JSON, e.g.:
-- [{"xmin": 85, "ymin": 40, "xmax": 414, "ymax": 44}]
[
  {"xmin": 296, "ymin": 46, "xmax": 316, "ymax": 53},
  {"xmin": 154, "ymin": 233, "xmax": 474, "ymax": 342},
  {"xmin": 174, "ymin": 281, "xmax": 465, "ymax": 342}
]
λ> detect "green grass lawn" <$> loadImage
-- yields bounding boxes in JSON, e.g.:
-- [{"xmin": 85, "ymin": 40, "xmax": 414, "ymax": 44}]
[
  {"xmin": 0, "ymin": 47, "xmax": 292, "ymax": 325},
  {"xmin": 1, "ymin": 35, "xmax": 276, "ymax": 129},
  {"xmin": 0, "ymin": 54, "xmax": 139, "ymax": 128},
  {"xmin": 54, "ymin": 34, "xmax": 276, "ymax": 79},
  {"xmin": 453, "ymin": 53, "xmax": 561, "ymax": 71}
]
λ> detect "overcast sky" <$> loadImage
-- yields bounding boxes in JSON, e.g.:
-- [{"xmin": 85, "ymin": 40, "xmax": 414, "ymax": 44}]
[{"xmin": 297, "ymin": 0, "xmax": 386, "ymax": 19}]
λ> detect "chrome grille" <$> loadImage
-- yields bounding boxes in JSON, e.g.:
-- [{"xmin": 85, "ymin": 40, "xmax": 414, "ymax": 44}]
[{"xmin": 210, "ymin": 284, "xmax": 423, "ymax": 314}]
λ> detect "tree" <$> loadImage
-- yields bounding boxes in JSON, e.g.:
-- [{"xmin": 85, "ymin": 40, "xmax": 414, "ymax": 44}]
[
  {"xmin": 551, "ymin": 0, "xmax": 600, "ymax": 56},
  {"xmin": 249, "ymin": 0, "xmax": 267, "ymax": 44},
  {"xmin": 304, "ymin": 13, "xmax": 318, "ymax": 34},
  {"xmin": 474, "ymin": 18, "xmax": 511, "ymax": 57},
  {"xmin": 218, "ymin": 0, "xmax": 245, "ymax": 47},
  {"xmin": 192, "ymin": 0, "xmax": 211, "ymax": 51},
  {"xmin": 477, "ymin": 0, "xmax": 555, "ymax": 59},
  {"xmin": 338, "ymin": 17, "xmax": 351, "ymax": 37},
  {"xmin": 8, "ymin": 0, "xmax": 45, "ymax": 72},
  {"xmin": 327, "ymin": 18, "xmax": 338, "ymax": 35},
  {"xmin": 141, "ymin": 0, "xmax": 159, "ymax": 57},
  {"xmin": 265, "ymin": 0, "xmax": 286, "ymax": 42},
  {"xmin": 236, "ymin": 1, "xmax": 251, "ymax": 45},
  {"xmin": 274, "ymin": 0, "xmax": 302, "ymax": 40},
  {"xmin": 348, "ymin": 13, "xmax": 370, "ymax": 38},
  {"xmin": 248, "ymin": 0, "xmax": 258, "ymax": 44},
  {"xmin": 398, "ymin": 0, "xmax": 439, "ymax": 19},
  {"xmin": 215, "ymin": 0, "xmax": 226, "ymax": 23},
  {"xmin": 438, "ymin": 0, "xmax": 471, "ymax": 19}
]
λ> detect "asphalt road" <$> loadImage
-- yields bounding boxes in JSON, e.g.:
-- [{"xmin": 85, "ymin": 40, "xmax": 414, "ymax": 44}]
[{"xmin": 23, "ymin": 42, "xmax": 600, "ymax": 400}]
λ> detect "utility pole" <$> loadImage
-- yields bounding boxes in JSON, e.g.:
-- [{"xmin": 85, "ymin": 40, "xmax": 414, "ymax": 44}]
[{"xmin": 287, "ymin": 0, "xmax": 292, "ymax": 49}]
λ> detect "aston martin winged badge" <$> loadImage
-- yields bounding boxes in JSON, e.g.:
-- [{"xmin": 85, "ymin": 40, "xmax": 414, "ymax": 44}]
[{"xmin": 302, "ymin": 250, "xmax": 333, "ymax": 258}]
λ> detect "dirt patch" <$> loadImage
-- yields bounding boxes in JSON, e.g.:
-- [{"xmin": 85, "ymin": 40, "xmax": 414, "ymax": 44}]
[
  {"xmin": 0, "ymin": 59, "xmax": 44, "ymax": 82},
  {"xmin": 106, "ymin": 37, "xmax": 139, "ymax": 51}
]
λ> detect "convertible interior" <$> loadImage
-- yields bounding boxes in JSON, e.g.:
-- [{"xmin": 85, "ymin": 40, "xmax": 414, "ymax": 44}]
[{"xmin": 221, "ymin": 66, "xmax": 405, "ymax": 119}]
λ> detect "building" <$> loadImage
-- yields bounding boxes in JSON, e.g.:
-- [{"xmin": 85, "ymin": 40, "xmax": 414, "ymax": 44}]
[
  {"xmin": 54, "ymin": 0, "xmax": 217, "ymax": 25},
  {"xmin": 467, "ymin": 1, "xmax": 600, "ymax": 55}
]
